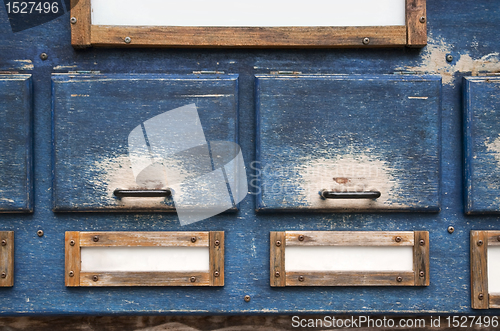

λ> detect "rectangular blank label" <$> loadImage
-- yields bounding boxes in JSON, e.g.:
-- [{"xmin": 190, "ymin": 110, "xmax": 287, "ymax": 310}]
[
  {"xmin": 81, "ymin": 247, "xmax": 210, "ymax": 272},
  {"xmin": 488, "ymin": 246, "xmax": 500, "ymax": 294},
  {"xmin": 91, "ymin": 0, "xmax": 406, "ymax": 27},
  {"xmin": 285, "ymin": 246, "xmax": 414, "ymax": 272}
]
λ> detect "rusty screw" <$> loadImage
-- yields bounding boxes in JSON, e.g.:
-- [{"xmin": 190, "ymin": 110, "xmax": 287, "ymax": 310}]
[
  {"xmin": 40, "ymin": 53, "xmax": 48, "ymax": 61},
  {"xmin": 298, "ymin": 235, "xmax": 304, "ymax": 242},
  {"xmin": 93, "ymin": 235, "xmax": 99, "ymax": 242},
  {"xmin": 70, "ymin": 17, "xmax": 77, "ymax": 24},
  {"xmin": 478, "ymin": 293, "xmax": 484, "ymax": 300},
  {"xmin": 70, "ymin": 240, "xmax": 75, "ymax": 246},
  {"xmin": 419, "ymin": 16, "xmax": 426, "ymax": 23},
  {"xmin": 478, "ymin": 240, "xmax": 483, "ymax": 246},
  {"xmin": 92, "ymin": 275, "xmax": 99, "ymax": 282},
  {"xmin": 395, "ymin": 236, "xmax": 402, "ymax": 243},
  {"xmin": 362, "ymin": 37, "xmax": 370, "ymax": 45},
  {"xmin": 448, "ymin": 226, "xmax": 455, "ymax": 234},
  {"xmin": 420, "ymin": 239, "xmax": 425, "ymax": 246},
  {"xmin": 419, "ymin": 271, "xmax": 425, "ymax": 278},
  {"xmin": 1, "ymin": 240, "xmax": 6, "ymax": 246},
  {"xmin": 214, "ymin": 240, "xmax": 220, "ymax": 246},
  {"xmin": 275, "ymin": 271, "xmax": 280, "ymax": 278},
  {"xmin": 214, "ymin": 271, "xmax": 220, "ymax": 277},
  {"xmin": 1, "ymin": 273, "xmax": 6, "ymax": 278},
  {"xmin": 244, "ymin": 295, "xmax": 251, "ymax": 302},
  {"xmin": 397, "ymin": 276, "xmax": 403, "ymax": 282},
  {"xmin": 69, "ymin": 271, "xmax": 74, "ymax": 277},
  {"xmin": 37, "ymin": 230, "xmax": 44, "ymax": 237},
  {"xmin": 190, "ymin": 276, "xmax": 196, "ymax": 283},
  {"xmin": 275, "ymin": 240, "xmax": 282, "ymax": 247},
  {"xmin": 298, "ymin": 276, "xmax": 304, "ymax": 282},
  {"xmin": 191, "ymin": 237, "xmax": 197, "ymax": 243}
]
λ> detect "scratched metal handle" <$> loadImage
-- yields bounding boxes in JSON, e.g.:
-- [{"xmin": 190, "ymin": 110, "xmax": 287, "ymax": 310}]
[
  {"xmin": 113, "ymin": 189, "xmax": 172, "ymax": 198},
  {"xmin": 321, "ymin": 190, "xmax": 381, "ymax": 199}
]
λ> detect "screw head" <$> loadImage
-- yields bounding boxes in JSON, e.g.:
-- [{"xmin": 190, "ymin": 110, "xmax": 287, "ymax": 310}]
[
  {"xmin": 497, "ymin": 236, "xmax": 500, "ymax": 242},
  {"xmin": 446, "ymin": 54, "xmax": 454, "ymax": 62},
  {"xmin": 275, "ymin": 240, "xmax": 282, "ymax": 247},
  {"xmin": 478, "ymin": 293, "xmax": 484, "ymax": 300},
  {"xmin": 298, "ymin": 276, "xmax": 304, "ymax": 282},
  {"xmin": 214, "ymin": 271, "xmax": 220, "ymax": 277},
  {"xmin": 37, "ymin": 230, "xmax": 44, "ymax": 237},
  {"xmin": 124, "ymin": 37, "xmax": 131, "ymax": 44},
  {"xmin": 191, "ymin": 237, "xmax": 197, "ymax": 243},
  {"xmin": 1, "ymin": 272, "xmax": 6, "ymax": 278},
  {"xmin": 70, "ymin": 17, "xmax": 77, "ymax": 24},
  {"xmin": 93, "ymin": 235, "xmax": 99, "ymax": 242},
  {"xmin": 69, "ymin": 271, "xmax": 74, "ymax": 277},
  {"xmin": 40, "ymin": 53, "xmax": 48, "ymax": 61},
  {"xmin": 419, "ymin": 271, "xmax": 425, "ymax": 277},
  {"xmin": 298, "ymin": 235, "xmax": 304, "ymax": 242},
  {"xmin": 420, "ymin": 239, "xmax": 425, "ymax": 246},
  {"xmin": 190, "ymin": 276, "xmax": 196, "ymax": 283},
  {"xmin": 419, "ymin": 16, "xmax": 426, "ymax": 23},
  {"xmin": 447, "ymin": 226, "xmax": 455, "ymax": 234},
  {"xmin": 70, "ymin": 240, "xmax": 75, "ymax": 246},
  {"xmin": 478, "ymin": 240, "xmax": 484, "ymax": 246},
  {"xmin": 397, "ymin": 276, "xmax": 403, "ymax": 282},
  {"xmin": 275, "ymin": 271, "xmax": 280, "ymax": 278},
  {"xmin": 1, "ymin": 240, "xmax": 6, "ymax": 246},
  {"xmin": 395, "ymin": 236, "xmax": 402, "ymax": 243},
  {"xmin": 92, "ymin": 275, "xmax": 99, "ymax": 282},
  {"xmin": 244, "ymin": 295, "xmax": 251, "ymax": 302},
  {"xmin": 214, "ymin": 240, "xmax": 220, "ymax": 246},
  {"xmin": 362, "ymin": 37, "xmax": 370, "ymax": 45}
]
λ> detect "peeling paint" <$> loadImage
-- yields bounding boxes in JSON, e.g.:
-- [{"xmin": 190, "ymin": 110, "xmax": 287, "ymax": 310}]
[
  {"xmin": 485, "ymin": 135, "xmax": 500, "ymax": 163},
  {"xmin": 4, "ymin": 60, "xmax": 34, "ymax": 71}
]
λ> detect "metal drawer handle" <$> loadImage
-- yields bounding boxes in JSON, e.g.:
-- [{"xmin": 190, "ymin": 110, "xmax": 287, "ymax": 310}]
[
  {"xmin": 113, "ymin": 189, "xmax": 172, "ymax": 198},
  {"xmin": 321, "ymin": 190, "xmax": 381, "ymax": 199}
]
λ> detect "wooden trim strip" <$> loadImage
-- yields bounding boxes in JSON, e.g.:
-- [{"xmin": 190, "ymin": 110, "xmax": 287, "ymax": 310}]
[
  {"xmin": 285, "ymin": 231, "xmax": 414, "ymax": 246},
  {"xmin": 489, "ymin": 294, "xmax": 500, "ymax": 309},
  {"xmin": 470, "ymin": 231, "xmax": 489, "ymax": 309},
  {"xmin": 79, "ymin": 232, "xmax": 209, "ymax": 247},
  {"xmin": 406, "ymin": 0, "xmax": 427, "ymax": 47},
  {"xmin": 65, "ymin": 231, "xmax": 80, "ymax": 287},
  {"xmin": 209, "ymin": 231, "xmax": 224, "ymax": 286},
  {"xmin": 413, "ymin": 231, "xmax": 430, "ymax": 286},
  {"xmin": 487, "ymin": 231, "xmax": 500, "ymax": 246},
  {"xmin": 89, "ymin": 25, "xmax": 407, "ymax": 48},
  {"xmin": 270, "ymin": 232, "xmax": 286, "ymax": 287},
  {"xmin": 80, "ymin": 272, "xmax": 211, "ymax": 286},
  {"xmin": 285, "ymin": 271, "xmax": 415, "ymax": 286},
  {"xmin": 70, "ymin": 0, "xmax": 91, "ymax": 48},
  {"xmin": 0, "ymin": 231, "xmax": 14, "ymax": 287}
]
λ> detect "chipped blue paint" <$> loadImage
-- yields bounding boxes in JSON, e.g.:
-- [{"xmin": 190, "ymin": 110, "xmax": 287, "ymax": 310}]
[{"xmin": 0, "ymin": 0, "xmax": 500, "ymax": 315}]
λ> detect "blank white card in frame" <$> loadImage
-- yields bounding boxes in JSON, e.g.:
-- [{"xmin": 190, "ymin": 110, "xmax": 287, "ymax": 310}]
[
  {"xmin": 91, "ymin": 0, "xmax": 406, "ymax": 27},
  {"xmin": 488, "ymin": 246, "xmax": 500, "ymax": 294}
]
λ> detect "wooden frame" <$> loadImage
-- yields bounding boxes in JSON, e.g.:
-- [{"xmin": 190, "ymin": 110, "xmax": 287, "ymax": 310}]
[
  {"xmin": 470, "ymin": 230, "xmax": 500, "ymax": 309},
  {"xmin": 0, "ymin": 231, "xmax": 14, "ymax": 287},
  {"xmin": 65, "ymin": 231, "xmax": 224, "ymax": 287},
  {"xmin": 70, "ymin": 0, "xmax": 426, "ymax": 48},
  {"xmin": 270, "ymin": 231, "xmax": 429, "ymax": 287}
]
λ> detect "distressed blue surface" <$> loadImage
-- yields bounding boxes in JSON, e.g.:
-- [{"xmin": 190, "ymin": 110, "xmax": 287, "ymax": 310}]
[
  {"xmin": 52, "ymin": 73, "xmax": 238, "ymax": 211},
  {"xmin": 0, "ymin": 74, "xmax": 33, "ymax": 212},
  {"xmin": 256, "ymin": 75, "xmax": 441, "ymax": 212},
  {"xmin": 464, "ymin": 77, "xmax": 500, "ymax": 214},
  {"xmin": 1, "ymin": 0, "xmax": 500, "ymax": 315}
]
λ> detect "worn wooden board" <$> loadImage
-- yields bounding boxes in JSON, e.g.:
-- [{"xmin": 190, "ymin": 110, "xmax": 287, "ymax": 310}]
[
  {"xmin": 464, "ymin": 77, "xmax": 500, "ymax": 214},
  {"xmin": 0, "ymin": 231, "xmax": 14, "ymax": 287},
  {"xmin": 0, "ymin": 74, "xmax": 33, "ymax": 213},
  {"xmin": 256, "ymin": 74, "xmax": 441, "ymax": 212}
]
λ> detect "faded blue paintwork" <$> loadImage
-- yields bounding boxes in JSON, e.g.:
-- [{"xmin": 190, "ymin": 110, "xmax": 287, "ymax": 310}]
[
  {"xmin": 0, "ymin": 74, "xmax": 33, "ymax": 212},
  {"xmin": 1, "ymin": 0, "xmax": 500, "ymax": 315},
  {"xmin": 256, "ymin": 74, "xmax": 441, "ymax": 212},
  {"xmin": 464, "ymin": 77, "xmax": 500, "ymax": 214}
]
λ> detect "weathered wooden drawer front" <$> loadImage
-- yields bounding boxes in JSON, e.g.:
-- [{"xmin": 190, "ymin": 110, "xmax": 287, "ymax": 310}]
[
  {"xmin": 0, "ymin": 74, "xmax": 33, "ymax": 213},
  {"xmin": 256, "ymin": 75, "xmax": 441, "ymax": 212},
  {"xmin": 52, "ymin": 73, "xmax": 238, "ymax": 211},
  {"xmin": 464, "ymin": 77, "xmax": 500, "ymax": 214}
]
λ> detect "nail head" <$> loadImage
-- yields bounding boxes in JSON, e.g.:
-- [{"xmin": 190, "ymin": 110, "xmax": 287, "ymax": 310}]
[
  {"xmin": 191, "ymin": 237, "xmax": 197, "ymax": 243},
  {"xmin": 40, "ymin": 53, "xmax": 48, "ymax": 61},
  {"xmin": 124, "ymin": 37, "xmax": 131, "ymax": 44},
  {"xmin": 419, "ymin": 16, "xmax": 426, "ymax": 23},
  {"xmin": 420, "ymin": 239, "xmax": 425, "ymax": 246},
  {"xmin": 298, "ymin": 235, "xmax": 304, "ymax": 242},
  {"xmin": 275, "ymin": 240, "xmax": 282, "ymax": 247},
  {"xmin": 92, "ymin": 275, "xmax": 98, "ymax": 282},
  {"xmin": 478, "ymin": 240, "xmax": 483, "ymax": 246},
  {"xmin": 1, "ymin": 273, "xmax": 6, "ymax": 278},
  {"xmin": 244, "ymin": 295, "xmax": 251, "ymax": 302},
  {"xmin": 93, "ymin": 235, "xmax": 99, "ymax": 242},
  {"xmin": 397, "ymin": 276, "xmax": 403, "ymax": 282},
  {"xmin": 298, "ymin": 276, "xmax": 304, "ymax": 282},
  {"xmin": 69, "ymin": 271, "xmax": 74, "ymax": 277},
  {"xmin": 190, "ymin": 276, "xmax": 196, "ymax": 282},
  {"xmin": 70, "ymin": 240, "xmax": 75, "ymax": 246},
  {"xmin": 362, "ymin": 37, "xmax": 370, "ymax": 45},
  {"xmin": 447, "ymin": 226, "xmax": 455, "ymax": 234},
  {"xmin": 70, "ymin": 17, "xmax": 77, "ymax": 24},
  {"xmin": 1, "ymin": 240, "xmax": 6, "ymax": 246},
  {"xmin": 37, "ymin": 230, "xmax": 44, "ymax": 237},
  {"xmin": 395, "ymin": 236, "xmax": 402, "ymax": 243}
]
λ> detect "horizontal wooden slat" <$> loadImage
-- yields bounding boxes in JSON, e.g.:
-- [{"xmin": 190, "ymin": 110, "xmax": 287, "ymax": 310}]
[
  {"xmin": 285, "ymin": 271, "xmax": 415, "ymax": 286},
  {"xmin": 285, "ymin": 231, "xmax": 414, "ymax": 246},
  {"xmin": 80, "ymin": 272, "xmax": 211, "ymax": 286},
  {"xmin": 79, "ymin": 232, "xmax": 209, "ymax": 247},
  {"xmin": 489, "ymin": 294, "xmax": 500, "ymax": 309},
  {"xmin": 90, "ymin": 25, "xmax": 407, "ymax": 48},
  {"xmin": 487, "ymin": 231, "xmax": 500, "ymax": 246}
]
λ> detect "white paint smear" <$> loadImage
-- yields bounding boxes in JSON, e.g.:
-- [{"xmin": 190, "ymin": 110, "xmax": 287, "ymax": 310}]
[
  {"xmin": 91, "ymin": 0, "xmax": 405, "ymax": 27},
  {"xmin": 285, "ymin": 246, "xmax": 414, "ymax": 272},
  {"xmin": 486, "ymin": 135, "xmax": 500, "ymax": 163}
]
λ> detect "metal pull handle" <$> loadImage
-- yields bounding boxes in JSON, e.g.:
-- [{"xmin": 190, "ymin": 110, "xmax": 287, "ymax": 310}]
[
  {"xmin": 321, "ymin": 190, "xmax": 381, "ymax": 199},
  {"xmin": 113, "ymin": 189, "xmax": 172, "ymax": 198}
]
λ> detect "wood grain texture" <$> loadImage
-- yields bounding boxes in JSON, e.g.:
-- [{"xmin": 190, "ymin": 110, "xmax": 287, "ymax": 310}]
[
  {"xmin": 413, "ymin": 231, "xmax": 430, "ymax": 286},
  {"xmin": 79, "ymin": 232, "xmax": 209, "ymax": 247},
  {"xmin": 270, "ymin": 232, "xmax": 286, "ymax": 287},
  {"xmin": 464, "ymin": 77, "xmax": 500, "ymax": 214},
  {"xmin": 406, "ymin": 0, "xmax": 427, "ymax": 47},
  {"xmin": 80, "ymin": 272, "xmax": 211, "ymax": 287},
  {"xmin": 90, "ymin": 26, "xmax": 407, "ymax": 48},
  {"xmin": 0, "ymin": 231, "xmax": 14, "ymax": 287},
  {"xmin": 470, "ymin": 231, "xmax": 488, "ymax": 309},
  {"xmin": 285, "ymin": 271, "xmax": 415, "ymax": 286},
  {"xmin": 487, "ymin": 231, "xmax": 500, "ymax": 245},
  {"xmin": 256, "ymin": 74, "xmax": 441, "ymax": 212},
  {"xmin": 285, "ymin": 231, "xmax": 414, "ymax": 246},
  {"xmin": 209, "ymin": 231, "xmax": 224, "ymax": 286},
  {"xmin": 70, "ymin": 0, "xmax": 91, "ymax": 48},
  {"xmin": 65, "ymin": 232, "xmax": 80, "ymax": 287},
  {"xmin": 489, "ymin": 295, "xmax": 500, "ymax": 309},
  {"xmin": 0, "ymin": 74, "xmax": 33, "ymax": 213}
]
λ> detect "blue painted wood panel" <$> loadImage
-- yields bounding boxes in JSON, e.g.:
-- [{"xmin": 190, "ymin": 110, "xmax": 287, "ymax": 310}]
[
  {"xmin": 52, "ymin": 73, "xmax": 238, "ymax": 211},
  {"xmin": 0, "ymin": 74, "xmax": 33, "ymax": 212},
  {"xmin": 464, "ymin": 76, "xmax": 500, "ymax": 214},
  {"xmin": 256, "ymin": 75, "xmax": 441, "ymax": 212}
]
